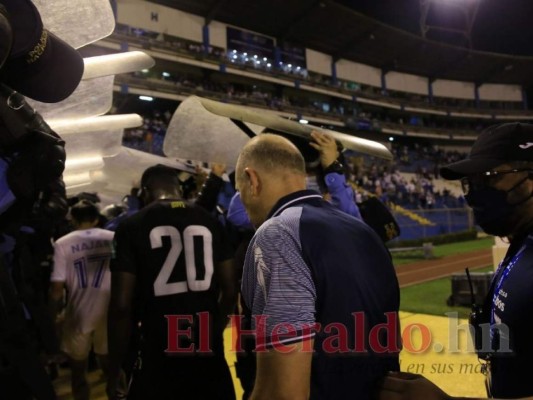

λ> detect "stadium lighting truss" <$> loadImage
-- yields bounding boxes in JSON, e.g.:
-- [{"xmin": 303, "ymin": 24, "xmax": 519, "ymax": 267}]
[{"xmin": 419, "ymin": 0, "xmax": 481, "ymax": 48}]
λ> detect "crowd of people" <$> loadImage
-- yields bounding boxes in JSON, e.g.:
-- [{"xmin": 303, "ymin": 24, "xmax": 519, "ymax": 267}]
[
  {"xmin": 123, "ymin": 115, "xmax": 470, "ymax": 212},
  {"xmin": 126, "ymin": 69, "xmax": 505, "ymax": 139},
  {"xmin": 348, "ymin": 144, "xmax": 469, "ymax": 210},
  {"xmin": 43, "ymin": 130, "xmax": 402, "ymax": 399},
  {"xmin": 113, "ymin": 26, "xmax": 526, "ymax": 114},
  {"xmin": 3, "ymin": 2, "xmax": 533, "ymax": 399}
]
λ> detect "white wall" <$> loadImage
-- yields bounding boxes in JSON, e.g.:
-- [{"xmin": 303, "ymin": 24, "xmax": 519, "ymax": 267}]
[
  {"xmin": 306, "ymin": 48, "xmax": 332, "ymax": 76},
  {"xmin": 386, "ymin": 71, "xmax": 428, "ymax": 95},
  {"xmin": 116, "ymin": 1, "xmax": 523, "ymax": 103},
  {"xmin": 336, "ymin": 59, "xmax": 382, "ymax": 88},
  {"xmin": 116, "ymin": 0, "xmax": 203, "ymax": 42},
  {"xmin": 432, "ymin": 79, "xmax": 475, "ymax": 99},
  {"xmin": 478, "ymin": 83, "xmax": 522, "ymax": 102},
  {"xmin": 209, "ymin": 21, "xmax": 227, "ymax": 49}
]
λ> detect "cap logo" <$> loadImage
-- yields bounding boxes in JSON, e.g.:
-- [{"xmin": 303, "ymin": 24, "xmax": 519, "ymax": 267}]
[
  {"xmin": 519, "ymin": 142, "xmax": 533, "ymax": 149},
  {"xmin": 26, "ymin": 30, "xmax": 48, "ymax": 64}
]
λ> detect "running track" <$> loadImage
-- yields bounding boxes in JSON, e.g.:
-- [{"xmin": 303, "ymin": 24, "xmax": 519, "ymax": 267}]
[{"xmin": 396, "ymin": 248, "xmax": 493, "ymax": 287}]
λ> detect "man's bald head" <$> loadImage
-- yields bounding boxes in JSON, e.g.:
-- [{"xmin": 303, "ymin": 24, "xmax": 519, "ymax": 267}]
[
  {"xmin": 236, "ymin": 134, "xmax": 306, "ymax": 182},
  {"xmin": 235, "ymin": 134, "xmax": 307, "ymax": 228}
]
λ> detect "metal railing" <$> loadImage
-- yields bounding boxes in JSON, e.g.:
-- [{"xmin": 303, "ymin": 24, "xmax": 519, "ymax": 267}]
[{"xmin": 391, "ymin": 208, "xmax": 474, "ymax": 240}]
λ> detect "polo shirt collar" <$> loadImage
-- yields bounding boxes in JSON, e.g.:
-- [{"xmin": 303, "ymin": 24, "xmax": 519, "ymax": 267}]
[{"xmin": 267, "ymin": 190, "xmax": 323, "ymax": 220}]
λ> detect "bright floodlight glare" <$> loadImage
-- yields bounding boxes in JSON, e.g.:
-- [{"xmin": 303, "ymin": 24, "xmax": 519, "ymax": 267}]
[
  {"xmin": 437, "ymin": 0, "xmax": 475, "ymax": 3},
  {"xmin": 162, "ymin": 72, "xmax": 170, "ymax": 77},
  {"xmin": 389, "ymin": 136, "xmax": 394, "ymax": 142},
  {"xmin": 267, "ymin": 63, "xmax": 271, "ymax": 67},
  {"xmin": 299, "ymin": 119, "xmax": 309, "ymax": 124},
  {"xmin": 139, "ymin": 96, "xmax": 153, "ymax": 102},
  {"xmin": 263, "ymin": 57, "xmax": 267, "ymax": 61},
  {"xmin": 232, "ymin": 49, "xmax": 237, "ymax": 53},
  {"xmin": 254, "ymin": 55, "xmax": 258, "ymax": 58},
  {"xmin": 141, "ymin": 69, "xmax": 149, "ymax": 73},
  {"xmin": 243, "ymin": 52, "xmax": 247, "ymax": 56},
  {"xmin": 288, "ymin": 64, "xmax": 292, "ymax": 68}
]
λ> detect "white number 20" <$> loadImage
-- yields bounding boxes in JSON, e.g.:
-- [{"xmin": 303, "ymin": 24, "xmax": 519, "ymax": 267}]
[{"xmin": 150, "ymin": 225, "xmax": 214, "ymax": 297}]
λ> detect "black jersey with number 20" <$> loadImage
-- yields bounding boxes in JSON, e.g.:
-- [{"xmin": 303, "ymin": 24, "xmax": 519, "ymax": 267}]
[{"xmin": 111, "ymin": 199, "xmax": 232, "ymax": 360}]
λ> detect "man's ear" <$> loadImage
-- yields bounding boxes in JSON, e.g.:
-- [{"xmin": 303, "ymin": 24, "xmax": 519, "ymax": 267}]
[{"xmin": 245, "ymin": 167, "xmax": 261, "ymax": 196}]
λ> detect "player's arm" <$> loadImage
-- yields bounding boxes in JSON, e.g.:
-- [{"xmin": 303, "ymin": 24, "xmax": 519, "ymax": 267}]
[
  {"xmin": 107, "ymin": 270, "xmax": 136, "ymax": 400},
  {"xmin": 245, "ymin": 223, "xmax": 317, "ymax": 400},
  {"xmin": 251, "ymin": 340, "xmax": 313, "ymax": 400},
  {"xmin": 49, "ymin": 243, "xmax": 66, "ymax": 320},
  {"xmin": 195, "ymin": 163, "xmax": 226, "ymax": 213},
  {"xmin": 107, "ymin": 224, "xmax": 137, "ymax": 400},
  {"xmin": 215, "ymin": 257, "xmax": 238, "ymax": 326},
  {"xmin": 310, "ymin": 130, "xmax": 362, "ymax": 220},
  {"xmin": 48, "ymin": 281, "xmax": 64, "ymax": 319}
]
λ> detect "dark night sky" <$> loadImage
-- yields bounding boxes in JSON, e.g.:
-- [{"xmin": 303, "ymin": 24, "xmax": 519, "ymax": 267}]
[{"xmin": 338, "ymin": 0, "xmax": 533, "ymax": 57}]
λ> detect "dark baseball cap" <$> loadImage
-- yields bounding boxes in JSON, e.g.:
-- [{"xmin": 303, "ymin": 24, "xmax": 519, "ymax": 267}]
[
  {"xmin": 440, "ymin": 122, "xmax": 533, "ymax": 180},
  {"xmin": 0, "ymin": 0, "xmax": 84, "ymax": 103}
]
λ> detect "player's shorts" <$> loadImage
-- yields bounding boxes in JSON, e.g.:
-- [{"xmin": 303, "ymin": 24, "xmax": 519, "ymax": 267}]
[{"xmin": 61, "ymin": 320, "xmax": 108, "ymax": 361}]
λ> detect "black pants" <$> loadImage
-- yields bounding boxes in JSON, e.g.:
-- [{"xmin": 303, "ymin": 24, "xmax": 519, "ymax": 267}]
[{"xmin": 128, "ymin": 355, "xmax": 236, "ymax": 400}]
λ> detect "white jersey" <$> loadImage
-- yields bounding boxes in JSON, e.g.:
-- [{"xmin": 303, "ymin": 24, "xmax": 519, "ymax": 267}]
[{"xmin": 51, "ymin": 228, "xmax": 114, "ymax": 333}]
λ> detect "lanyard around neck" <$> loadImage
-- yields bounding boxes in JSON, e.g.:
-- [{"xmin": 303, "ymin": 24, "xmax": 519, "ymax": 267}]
[{"xmin": 490, "ymin": 244, "xmax": 528, "ymax": 328}]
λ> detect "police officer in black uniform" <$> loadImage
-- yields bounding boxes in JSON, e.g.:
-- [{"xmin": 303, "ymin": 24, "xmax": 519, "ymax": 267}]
[{"xmin": 378, "ymin": 122, "xmax": 533, "ymax": 400}]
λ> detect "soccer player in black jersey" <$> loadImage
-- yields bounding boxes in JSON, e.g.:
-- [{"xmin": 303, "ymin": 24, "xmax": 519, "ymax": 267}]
[{"xmin": 106, "ymin": 164, "xmax": 237, "ymax": 400}]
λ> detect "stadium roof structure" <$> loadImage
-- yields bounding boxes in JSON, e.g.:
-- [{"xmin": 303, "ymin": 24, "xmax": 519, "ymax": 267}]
[{"xmin": 154, "ymin": 0, "xmax": 533, "ymax": 86}]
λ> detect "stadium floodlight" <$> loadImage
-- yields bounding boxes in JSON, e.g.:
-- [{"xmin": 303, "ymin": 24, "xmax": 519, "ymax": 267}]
[
  {"xmin": 267, "ymin": 63, "xmax": 272, "ymax": 67},
  {"xmin": 139, "ymin": 96, "xmax": 153, "ymax": 101},
  {"xmin": 232, "ymin": 49, "xmax": 237, "ymax": 53},
  {"xmin": 389, "ymin": 137, "xmax": 395, "ymax": 142},
  {"xmin": 243, "ymin": 52, "xmax": 248, "ymax": 56},
  {"xmin": 437, "ymin": 0, "xmax": 478, "ymax": 3},
  {"xmin": 162, "ymin": 72, "xmax": 171, "ymax": 77},
  {"xmin": 254, "ymin": 55, "xmax": 258, "ymax": 59},
  {"xmin": 288, "ymin": 64, "xmax": 292, "ymax": 68},
  {"xmin": 419, "ymin": 0, "xmax": 481, "ymax": 48},
  {"xmin": 263, "ymin": 57, "xmax": 267, "ymax": 61}
]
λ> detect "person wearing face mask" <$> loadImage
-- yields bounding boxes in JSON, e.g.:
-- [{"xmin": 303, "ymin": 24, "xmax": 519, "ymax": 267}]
[{"xmin": 377, "ymin": 122, "xmax": 533, "ymax": 400}]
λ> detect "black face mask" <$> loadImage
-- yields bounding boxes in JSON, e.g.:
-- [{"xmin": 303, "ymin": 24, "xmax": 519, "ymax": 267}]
[{"xmin": 465, "ymin": 176, "xmax": 533, "ymax": 237}]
